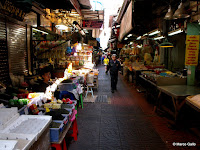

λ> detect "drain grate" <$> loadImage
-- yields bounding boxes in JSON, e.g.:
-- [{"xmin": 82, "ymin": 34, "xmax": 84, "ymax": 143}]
[{"xmin": 96, "ymin": 95, "xmax": 108, "ymax": 103}]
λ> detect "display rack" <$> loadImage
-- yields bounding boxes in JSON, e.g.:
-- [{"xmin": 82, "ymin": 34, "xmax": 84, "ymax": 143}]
[{"xmin": 66, "ymin": 45, "xmax": 93, "ymax": 68}]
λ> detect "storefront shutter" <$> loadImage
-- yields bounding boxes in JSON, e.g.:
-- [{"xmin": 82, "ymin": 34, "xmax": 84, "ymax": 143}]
[
  {"xmin": 7, "ymin": 21, "xmax": 27, "ymax": 75},
  {"xmin": 0, "ymin": 16, "xmax": 10, "ymax": 85}
]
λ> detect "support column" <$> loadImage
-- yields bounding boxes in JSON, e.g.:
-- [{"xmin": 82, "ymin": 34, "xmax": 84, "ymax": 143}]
[
  {"xmin": 186, "ymin": 23, "xmax": 200, "ymax": 85},
  {"xmin": 37, "ymin": 13, "xmax": 41, "ymax": 27}
]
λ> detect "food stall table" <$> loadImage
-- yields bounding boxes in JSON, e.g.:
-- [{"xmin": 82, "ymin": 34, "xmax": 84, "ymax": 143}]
[
  {"xmin": 138, "ymin": 75, "xmax": 158, "ymax": 102},
  {"xmin": 186, "ymin": 95, "xmax": 200, "ymax": 112},
  {"xmin": 156, "ymin": 85, "xmax": 200, "ymax": 122}
]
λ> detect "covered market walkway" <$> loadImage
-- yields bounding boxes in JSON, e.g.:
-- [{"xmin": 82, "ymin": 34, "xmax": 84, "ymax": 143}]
[{"xmin": 69, "ymin": 65, "xmax": 168, "ymax": 150}]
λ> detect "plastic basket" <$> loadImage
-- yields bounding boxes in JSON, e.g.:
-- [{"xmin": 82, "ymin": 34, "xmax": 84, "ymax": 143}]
[{"xmin": 58, "ymin": 83, "xmax": 74, "ymax": 92}]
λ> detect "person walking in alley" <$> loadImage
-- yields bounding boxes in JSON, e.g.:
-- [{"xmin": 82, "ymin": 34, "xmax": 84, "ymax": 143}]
[
  {"xmin": 106, "ymin": 54, "xmax": 120, "ymax": 93},
  {"xmin": 103, "ymin": 55, "xmax": 109, "ymax": 74}
]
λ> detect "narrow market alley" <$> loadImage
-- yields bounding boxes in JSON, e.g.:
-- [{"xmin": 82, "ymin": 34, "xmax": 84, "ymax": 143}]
[{"xmin": 69, "ymin": 65, "xmax": 168, "ymax": 150}]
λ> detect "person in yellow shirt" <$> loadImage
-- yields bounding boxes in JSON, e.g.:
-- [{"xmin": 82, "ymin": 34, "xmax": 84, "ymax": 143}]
[{"xmin": 103, "ymin": 55, "xmax": 109, "ymax": 74}]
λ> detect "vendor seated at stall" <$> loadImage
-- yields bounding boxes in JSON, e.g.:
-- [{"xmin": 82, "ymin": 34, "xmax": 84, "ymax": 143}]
[{"xmin": 32, "ymin": 67, "xmax": 51, "ymax": 92}]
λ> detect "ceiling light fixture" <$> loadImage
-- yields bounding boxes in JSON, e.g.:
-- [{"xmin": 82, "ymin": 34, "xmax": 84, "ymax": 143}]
[
  {"xmin": 160, "ymin": 39, "xmax": 174, "ymax": 48},
  {"xmin": 127, "ymin": 34, "xmax": 132, "ymax": 37},
  {"xmin": 136, "ymin": 36, "xmax": 141, "ymax": 40},
  {"xmin": 168, "ymin": 28, "xmax": 183, "ymax": 36},
  {"xmin": 124, "ymin": 37, "xmax": 128, "ymax": 40},
  {"xmin": 164, "ymin": 5, "xmax": 173, "ymax": 20},
  {"xmin": 143, "ymin": 33, "xmax": 148, "ymax": 36},
  {"xmin": 154, "ymin": 36, "xmax": 165, "ymax": 40},
  {"xmin": 173, "ymin": 2, "xmax": 190, "ymax": 19},
  {"xmin": 80, "ymin": 30, "xmax": 86, "ymax": 36},
  {"xmin": 32, "ymin": 28, "xmax": 48, "ymax": 34},
  {"xmin": 73, "ymin": 21, "xmax": 82, "ymax": 30},
  {"xmin": 116, "ymin": 25, "xmax": 120, "ymax": 28},
  {"xmin": 55, "ymin": 24, "xmax": 68, "ymax": 30},
  {"xmin": 149, "ymin": 29, "xmax": 160, "ymax": 36},
  {"xmin": 130, "ymin": 42, "xmax": 133, "ymax": 44}
]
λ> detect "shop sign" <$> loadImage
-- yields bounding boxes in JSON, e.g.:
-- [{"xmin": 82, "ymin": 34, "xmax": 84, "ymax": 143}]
[
  {"xmin": 82, "ymin": 20, "xmax": 103, "ymax": 29},
  {"xmin": 0, "ymin": 0, "xmax": 26, "ymax": 21},
  {"xmin": 185, "ymin": 35, "xmax": 200, "ymax": 66},
  {"xmin": 118, "ymin": 1, "xmax": 133, "ymax": 41},
  {"xmin": 88, "ymin": 40, "xmax": 97, "ymax": 46}
]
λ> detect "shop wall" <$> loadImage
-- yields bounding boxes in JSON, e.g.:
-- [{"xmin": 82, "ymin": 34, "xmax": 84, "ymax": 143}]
[
  {"xmin": 0, "ymin": 16, "xmax": 10, "ymax": 85},
  {"xmin": 168, "ymin": 33, "xmax": 186, "ymax": 71}
]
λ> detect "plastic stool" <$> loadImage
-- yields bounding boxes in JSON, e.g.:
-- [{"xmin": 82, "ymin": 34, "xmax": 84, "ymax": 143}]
[
  {"xmin": 79, "ymin": 94, "xmax": 83, "ymax": 108},
  {"xmin": 59, "ymin": 91, "xmax": 76, "ymax": 100},
  {"xmin": 68, "ymin": 118, "xmax": 78, "ymax": 141},
  {"xmin": 85, "ymin": 84, "xmax": 94, "ymax": 99},
  {"xmin": 51, "ymin": 138, "xmax": 67, "ymax": 150}
]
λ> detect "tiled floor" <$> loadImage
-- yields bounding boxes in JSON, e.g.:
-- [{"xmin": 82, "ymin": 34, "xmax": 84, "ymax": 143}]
[{"xmin": 69, "ymin": 66, "xmax": 199, "ymax": 150}]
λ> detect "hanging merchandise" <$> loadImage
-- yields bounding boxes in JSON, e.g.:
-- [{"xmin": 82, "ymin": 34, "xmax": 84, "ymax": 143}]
[
  {"xmin": 67, "ymin": 47, "xmax": 72, "ymax": 54},
  {"xmin": 71, "ymin": 46, "xmax": 76, "ymax": 54}
]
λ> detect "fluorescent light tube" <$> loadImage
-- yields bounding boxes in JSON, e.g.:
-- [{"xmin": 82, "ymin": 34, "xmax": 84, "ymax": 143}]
[
  {"xmin": 168, "ymin": 29, "xmax": 183, "ymax": 36},
  {"xmin": 116, "ymin": 25, "xmax": 120, "ymax": 28},
  {"xmin": 149, "ymin": 30, "xmax": 160, "ymax": 36},
  {"xmin": 55, "ymin": 25, "xmax": 68, "ymax": 30},
  {"xmin": 32, "ymin": 28, "xmax": 48, "ymax": 34},
  {"xmin": 143, "ymin": 33, "xmax": 148, "ymax": 36},
  {"xmin": 154, "ymin": 36, "xmax": 164, "ymax": 40},
  {"xmin": 136, "ymin": 36, "xmax": 141, "ymax": 40},
  {"xmin": 127, "ymin": 34, "xmax": 132, "ymax": 37}
]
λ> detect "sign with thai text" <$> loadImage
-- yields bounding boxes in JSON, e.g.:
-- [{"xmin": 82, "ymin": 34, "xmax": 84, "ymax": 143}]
[
  {"xmin": 82, "ymin": 20, "xmax": 103, "ymax": 29},
  {"xmin": 0, "ymin": 0, "xmax": 26, "ymax": 21},
  {"xmin": 185, "ymin": 35, "xmax": 200, "ymax": 66}
]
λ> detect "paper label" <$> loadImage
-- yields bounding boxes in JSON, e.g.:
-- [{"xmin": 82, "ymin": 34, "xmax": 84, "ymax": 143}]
[{"xmin": 24, "ymin": 107, "xmax": 29, "ymax": 115}]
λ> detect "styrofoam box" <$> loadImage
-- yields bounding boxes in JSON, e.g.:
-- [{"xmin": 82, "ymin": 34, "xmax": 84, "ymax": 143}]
[
  {"xmin": 0, "ymin": 108, "xmax": 19, "ymax": 130},
  {"xmin": 0, "ymin": 115, "xmax": 52, "ymax": 141},
  {"xmin": 0, "ymin": 140, "xmax": 18, "ymax": 150},
  {"xmin": 0, "ymin": 134, "xmax": 34, "ymax": 150}
]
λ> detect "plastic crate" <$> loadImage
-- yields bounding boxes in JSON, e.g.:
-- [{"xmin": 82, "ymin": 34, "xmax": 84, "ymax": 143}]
[
  {"xmin": 50, "ymin": 120, "xmax": 64, "ymax": 142},
  {"xmin": 61, "ymin": 104, "xmax": 75, "ymax": 110},
  {"xmin": 56, "ymin": 114, "xmax": 68, "ymax": 125},
  {"xmin": 71, "ymin": 100, "xmax": 77, "ymax": 105},
  {"xmin": 58, "ymin": 83, "xmax": 75, "ymax": 92},
  {"xmin": 46, "ymin": 110, "xmax": 69, "ymax": 125}
]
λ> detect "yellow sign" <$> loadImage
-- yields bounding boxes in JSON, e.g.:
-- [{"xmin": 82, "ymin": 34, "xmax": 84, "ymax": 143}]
[{"xmin": 185, "ymin": 35, "xmax": 200, "ymax": 66}]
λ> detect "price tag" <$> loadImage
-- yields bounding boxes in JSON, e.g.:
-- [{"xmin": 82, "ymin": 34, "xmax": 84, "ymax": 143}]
[
  {"xmin": 24, "ymin": 107, "xmax": 29, "ymax": 115},
  {"xmin": 38, "ymin": 100, "xmax": 43, "ymax": 107},
  {"xmin": 38, "ymin": 111, "xmax": 43, "ymax": 115}
]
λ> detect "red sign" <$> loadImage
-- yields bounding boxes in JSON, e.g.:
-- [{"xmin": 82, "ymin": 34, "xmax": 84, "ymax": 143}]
[{"xmin": 82, "ymin": 20, "xmax": 103, "ymax": 29}]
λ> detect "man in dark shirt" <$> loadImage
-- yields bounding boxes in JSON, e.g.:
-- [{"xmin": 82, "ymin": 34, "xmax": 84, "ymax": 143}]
[
  {"xmin": 107, "ymin": 54, "xmax": 120, "ymax": 93},
  {"xmin": 33, "ymin": 67, "xmax": 51, "ymax": 92}
]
